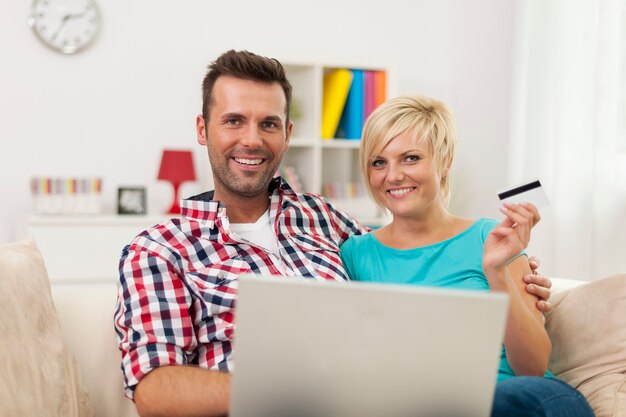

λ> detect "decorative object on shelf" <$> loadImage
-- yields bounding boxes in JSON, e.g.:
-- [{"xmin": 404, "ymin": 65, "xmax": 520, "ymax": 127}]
[
  {"xmin": 31, "ymin": 177, "xmax": 102, "ymax": 215},
  {"xmin": 28, "ymin": 0, "xmax": 101, "ymax": 55},
  {"xmin": 322, "ymin": 181, "xmax": 367, "ymax": 200},
  {"xmin": 322, "ymin": 181, "xmax": 381, "ymax": 221},
  {"xmin": 117, "ymin": 187, "xmax": 147, "ymax": 215},
  {"xmin": 157, "ymin": 149, "xmax": 196, "ymax": 215},
  {"xmin": 289, "ymin": 98, "xmax": 302, "ymax": 122},
  {"xmin": 278, "ymin": 166, "xmax": 303, "ymax": 193}
]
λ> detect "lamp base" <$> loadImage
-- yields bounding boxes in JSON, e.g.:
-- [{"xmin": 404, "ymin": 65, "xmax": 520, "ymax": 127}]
[
  {"xmin": 166, "ymin": 199, "xmax": 181, "ymax": 215},
  {"xmin": 165, "ymin": 182, "xmax": 182, "ymax": 215}
]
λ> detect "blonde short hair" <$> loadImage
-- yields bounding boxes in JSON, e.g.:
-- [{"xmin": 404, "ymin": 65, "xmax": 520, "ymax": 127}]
[{"xmin": 360, "ymin": 95, "xmax": 457, "ymax": 208}]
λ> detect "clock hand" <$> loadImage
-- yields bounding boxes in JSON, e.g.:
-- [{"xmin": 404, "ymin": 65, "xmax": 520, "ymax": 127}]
[
  {"xmin": 50, "ymin": 14, "xmax": 71, "ymax": 42},
  {"xmin": 66, "ymin": 11, "xmax": 87, "ymax": 20}
]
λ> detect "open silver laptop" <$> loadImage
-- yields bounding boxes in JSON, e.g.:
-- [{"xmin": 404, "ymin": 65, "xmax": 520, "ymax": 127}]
[{"xmin": 230, "ymin": 274, "xmax": 509, "ymax": 417}]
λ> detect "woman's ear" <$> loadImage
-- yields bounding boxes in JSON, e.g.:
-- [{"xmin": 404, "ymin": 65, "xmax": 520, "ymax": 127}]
[{"xmin": 441, "ymin": 164, "xmax": 451, "ymax": 179}]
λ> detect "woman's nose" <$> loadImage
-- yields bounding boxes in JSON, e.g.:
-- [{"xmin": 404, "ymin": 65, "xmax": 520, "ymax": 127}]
[{"xmin": 386, "ymin": 163, "xmax": 405, "ymax": 183}]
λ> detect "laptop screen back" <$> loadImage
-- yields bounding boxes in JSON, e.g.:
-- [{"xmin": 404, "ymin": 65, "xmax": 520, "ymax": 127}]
[{"xmin": 230, "ymin": 274, "xmax": 508, "ymax": 417}]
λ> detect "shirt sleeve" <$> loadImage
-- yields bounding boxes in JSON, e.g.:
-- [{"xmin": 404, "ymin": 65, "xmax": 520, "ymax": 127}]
[
  {"xmin": 339, "ymin": 236, "xmax": 358, "ymax": 280},
  {"xmin": 316, "ymin": 195, "xmax": 371, "ymax": 244},
  {"xmin": 114, "ymin": 240, "xmax": 196, "ymax": 400}
]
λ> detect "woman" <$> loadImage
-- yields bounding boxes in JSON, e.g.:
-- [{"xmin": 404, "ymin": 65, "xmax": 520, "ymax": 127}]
[{"xmin": 340, "ymin": 95, "xmax": 594, "ymax": 417}]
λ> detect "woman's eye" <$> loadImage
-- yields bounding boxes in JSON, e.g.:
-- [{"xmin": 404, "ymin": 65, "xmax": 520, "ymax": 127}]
[
  {"xmin": 405, "ymin": 155, "xmax": 420, "ymax": 162},
  {"xmin": 371, "ymin": 159, "xmax": 385, "ymax": 168}
]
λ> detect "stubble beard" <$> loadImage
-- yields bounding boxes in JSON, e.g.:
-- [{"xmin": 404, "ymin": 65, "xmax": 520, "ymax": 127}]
[{"xmin": 208, "ymin": 148, "xmax": 282, "ymax": 198}]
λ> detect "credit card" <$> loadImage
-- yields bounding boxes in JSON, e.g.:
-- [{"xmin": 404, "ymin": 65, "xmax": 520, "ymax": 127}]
[{"xmin": 497, "ymin": 179, "xmax": 550, "ymax": 209}]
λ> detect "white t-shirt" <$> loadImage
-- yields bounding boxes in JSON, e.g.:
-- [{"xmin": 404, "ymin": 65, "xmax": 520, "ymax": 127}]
[{"xmin": 229, "ymin": 208, "xmax": 280, "ymax": 255}]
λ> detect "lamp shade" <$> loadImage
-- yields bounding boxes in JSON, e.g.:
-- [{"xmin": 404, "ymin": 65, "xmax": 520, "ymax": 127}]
[
  {"xmin": 157, "ymin": 149, "xmax": 196, "ymax": 183},
  {"xmin": 157, "ymin": 149, "xmax": 196, "ymax": 215}
]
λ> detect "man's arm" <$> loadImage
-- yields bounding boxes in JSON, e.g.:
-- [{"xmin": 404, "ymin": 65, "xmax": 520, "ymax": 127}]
[
  {"xmin": 134, "ymin": 366, "xmax": 230, "ymax": 417},
  {"xmin": 524, "ymin": 257, "xmax": 553, "ymax": 312},
  {"xmin": 115, "ymin": 240, "xmax": 235, "ymax": 416}
]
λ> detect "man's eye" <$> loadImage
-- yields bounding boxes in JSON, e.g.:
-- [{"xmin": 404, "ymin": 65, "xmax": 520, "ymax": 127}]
[
  {"xmin": 261, "ymin": 121, "xmax": 277, "ymax": 129},
  {"xmin": 226, "ymin": 119, "xmax": 240, "ymax": 125}
]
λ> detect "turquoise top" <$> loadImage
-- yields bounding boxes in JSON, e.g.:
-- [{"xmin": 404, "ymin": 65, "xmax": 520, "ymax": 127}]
[{"xmin": 339, "ymin": 218, "xmax": 554, "ymax": 381}]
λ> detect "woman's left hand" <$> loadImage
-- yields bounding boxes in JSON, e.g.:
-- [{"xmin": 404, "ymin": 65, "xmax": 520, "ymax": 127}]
[{"xmin": 483, "ymin": 202, "xmax": 540, "ymax": 271}]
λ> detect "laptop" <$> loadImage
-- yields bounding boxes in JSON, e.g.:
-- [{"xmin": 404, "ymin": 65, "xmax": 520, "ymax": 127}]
[{"xmin": 230, "ymin": 274, "xmax": 509, "ymax": 417}]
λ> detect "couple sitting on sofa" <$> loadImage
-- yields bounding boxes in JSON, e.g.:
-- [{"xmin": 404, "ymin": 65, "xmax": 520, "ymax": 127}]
[{"xmin": 114, "ymin": 50, "xmax": 593, "ymax": 416}]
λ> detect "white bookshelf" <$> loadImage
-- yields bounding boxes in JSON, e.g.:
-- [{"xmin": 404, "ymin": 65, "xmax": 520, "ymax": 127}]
[{"xmin": 282, "ymin": 62, "xmax": 394, "ymax": 227}]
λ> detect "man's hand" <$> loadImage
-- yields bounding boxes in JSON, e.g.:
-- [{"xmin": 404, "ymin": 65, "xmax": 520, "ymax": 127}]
[{"xmin": 524, "ymin": 257, "xmax": 552, "ymax": 313}]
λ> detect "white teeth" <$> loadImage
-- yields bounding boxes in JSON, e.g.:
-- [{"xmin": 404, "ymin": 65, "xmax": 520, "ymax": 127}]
[
  {"xmin": 234, "ymin": 157, "xmax": 263, "ymax": 165},
  {"xmin": 388, "ymin": 187, "xmax": 414, "ymax": 196}
]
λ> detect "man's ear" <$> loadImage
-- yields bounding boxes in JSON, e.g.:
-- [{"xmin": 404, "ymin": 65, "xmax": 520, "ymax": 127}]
[
  {"xmin": 196, "ymin": 115, "xmax": 207, "ymax": 145},
  {"xmin": 285, "ymin": 121, "xmax": 293, "ymax": 148}
]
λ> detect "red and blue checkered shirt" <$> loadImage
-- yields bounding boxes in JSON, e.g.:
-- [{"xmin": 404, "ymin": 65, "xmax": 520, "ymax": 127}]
[{"xmin": 114, "ymin": 177, "xmax": 368, "ymax": 398}]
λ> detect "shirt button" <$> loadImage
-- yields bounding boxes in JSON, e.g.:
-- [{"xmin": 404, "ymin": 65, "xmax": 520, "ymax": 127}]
[{"xmin": 217, "ymin": 272, "xmax": 225, "ymax": 279}]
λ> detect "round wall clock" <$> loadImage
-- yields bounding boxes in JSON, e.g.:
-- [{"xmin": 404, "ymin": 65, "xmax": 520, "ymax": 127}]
[{"xmin": 28, "ymin": 0, "xmax": 101, "ymax": 54}]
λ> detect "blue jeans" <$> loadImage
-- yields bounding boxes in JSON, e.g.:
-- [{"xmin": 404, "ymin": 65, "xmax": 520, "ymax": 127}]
[{"xmin": 492, "ymin": 377, "xmax": 595, "ymax": 417}]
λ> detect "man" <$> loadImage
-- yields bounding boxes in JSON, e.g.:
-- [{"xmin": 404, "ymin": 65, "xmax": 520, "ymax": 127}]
[{"xmin": 114, "ymin": 50, "xmax": 552, "ymax": 417}]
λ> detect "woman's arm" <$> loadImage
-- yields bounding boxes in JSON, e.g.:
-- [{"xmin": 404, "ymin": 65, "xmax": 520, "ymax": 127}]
[
  {"xmin": 482, "ymin": 203, "xmax": 551, "ymax": 376},
  {"xmin": 485, "ymin": 257, "xmax": 551, "ymax": 375}
]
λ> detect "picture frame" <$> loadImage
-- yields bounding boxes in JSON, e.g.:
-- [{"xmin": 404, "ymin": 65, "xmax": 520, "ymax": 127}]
[{"xmin": 117, "ymin": 186, "xmax": 147, "ymax": 215}]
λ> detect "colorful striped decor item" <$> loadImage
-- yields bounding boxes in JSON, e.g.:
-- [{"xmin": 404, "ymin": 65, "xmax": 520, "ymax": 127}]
[{"xmin": 31, "ymin": 177, "xmax": 103, "ymax": 215}]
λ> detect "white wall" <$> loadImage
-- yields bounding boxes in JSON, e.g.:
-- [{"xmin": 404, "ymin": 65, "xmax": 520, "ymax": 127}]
[{"xmin": 0, "ymin": 0, "xmax": 516, "ymax": 243}]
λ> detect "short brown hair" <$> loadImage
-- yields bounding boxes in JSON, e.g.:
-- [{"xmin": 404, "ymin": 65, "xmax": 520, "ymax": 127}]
[{"xmin": 201, "ymin": 50, "xmax": 292, "ymax": 124}]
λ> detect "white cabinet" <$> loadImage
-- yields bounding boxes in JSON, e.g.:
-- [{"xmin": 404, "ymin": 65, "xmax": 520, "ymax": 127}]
[
  {"xmin": 282, "ymin": 63, "xmax": 393, "ymax": 227},
  {"xmin": 28, "ymin": 215, "xmax": 165, "ymax": 283}
]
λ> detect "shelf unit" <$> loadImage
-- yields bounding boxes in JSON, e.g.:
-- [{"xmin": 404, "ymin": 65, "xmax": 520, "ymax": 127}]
[{"xmin": 282, "ymin": 62, "xmax": 393, "ymax": 227}]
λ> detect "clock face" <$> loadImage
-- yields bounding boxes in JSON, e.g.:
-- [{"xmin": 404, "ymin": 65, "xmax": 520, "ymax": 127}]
[{"xmin": 29, "ymin": 0, "xmax": 100, "ymax": 54}]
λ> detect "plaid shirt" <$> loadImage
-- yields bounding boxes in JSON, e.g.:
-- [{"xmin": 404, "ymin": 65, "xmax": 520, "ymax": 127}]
[{"xmin": 114, "ymin": 177, "xmax": 368, "ymax": 398}]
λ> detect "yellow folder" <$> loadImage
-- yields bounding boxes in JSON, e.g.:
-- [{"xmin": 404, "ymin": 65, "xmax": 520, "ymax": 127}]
[{"xmin": 322, "ymin": 69, "xmax": 353, "ymax": 139}]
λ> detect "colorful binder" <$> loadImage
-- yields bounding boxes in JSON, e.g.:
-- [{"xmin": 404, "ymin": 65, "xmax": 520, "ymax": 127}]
[
  {"xmin": 364, "ymin": 70, "xmax": 376, "ymax": 120},
  {"xmin": 341, "ymin": 69, "xmax": 365, "ymax": 140},
  {"xmin": 374, "ymin": 71, "xmax": 387, "ymax": 108},
  {"xmin": 321, "ymin": 69, "xmax": 353, "ymax": 139}
]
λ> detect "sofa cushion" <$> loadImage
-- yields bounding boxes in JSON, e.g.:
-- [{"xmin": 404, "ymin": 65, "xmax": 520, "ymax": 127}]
[
  {"xmin": 0, "ymin": 239, "xmax": 93, "ymax": 417},
  {"xmin": 546, "ymin": 273, "xmax": 626, "ymax": 417}
]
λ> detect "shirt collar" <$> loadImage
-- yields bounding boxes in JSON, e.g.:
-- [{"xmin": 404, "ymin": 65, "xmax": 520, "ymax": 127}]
[{"xmin": 180, "ymin": 176, "xmax": 295, "ymax": 227}]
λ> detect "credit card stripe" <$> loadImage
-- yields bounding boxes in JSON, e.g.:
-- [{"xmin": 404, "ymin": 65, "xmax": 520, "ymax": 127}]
[{"xmin": 498, "ymin": 180, "xmax": 542, "ymax": 200}]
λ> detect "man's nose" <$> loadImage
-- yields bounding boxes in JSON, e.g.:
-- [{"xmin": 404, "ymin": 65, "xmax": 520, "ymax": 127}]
[{"xmin": 240, "ymin": 126, "xmax": 263, "ymax": 148}]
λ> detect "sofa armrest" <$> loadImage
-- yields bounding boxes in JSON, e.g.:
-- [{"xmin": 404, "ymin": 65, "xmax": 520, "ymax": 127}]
[{"xmin": 549, "ymin": 277, "xmax": 588, "ymax": 296}]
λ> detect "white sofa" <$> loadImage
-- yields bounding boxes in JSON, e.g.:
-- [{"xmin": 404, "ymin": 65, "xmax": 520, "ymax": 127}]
[{"xmin": 1, "ymin": 239, "xmax": 624, "ymax": 417}]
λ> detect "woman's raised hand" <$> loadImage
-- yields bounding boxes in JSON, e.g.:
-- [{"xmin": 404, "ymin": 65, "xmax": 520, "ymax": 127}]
[{"xmin": 482, "ymin": 202, "xmax": 541, "ymax": 271}]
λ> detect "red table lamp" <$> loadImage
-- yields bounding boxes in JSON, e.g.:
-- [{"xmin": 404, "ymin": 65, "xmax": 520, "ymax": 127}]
[{"xmin": 157, "ymin": 149, "xmax": 196, "ymax": 215}]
